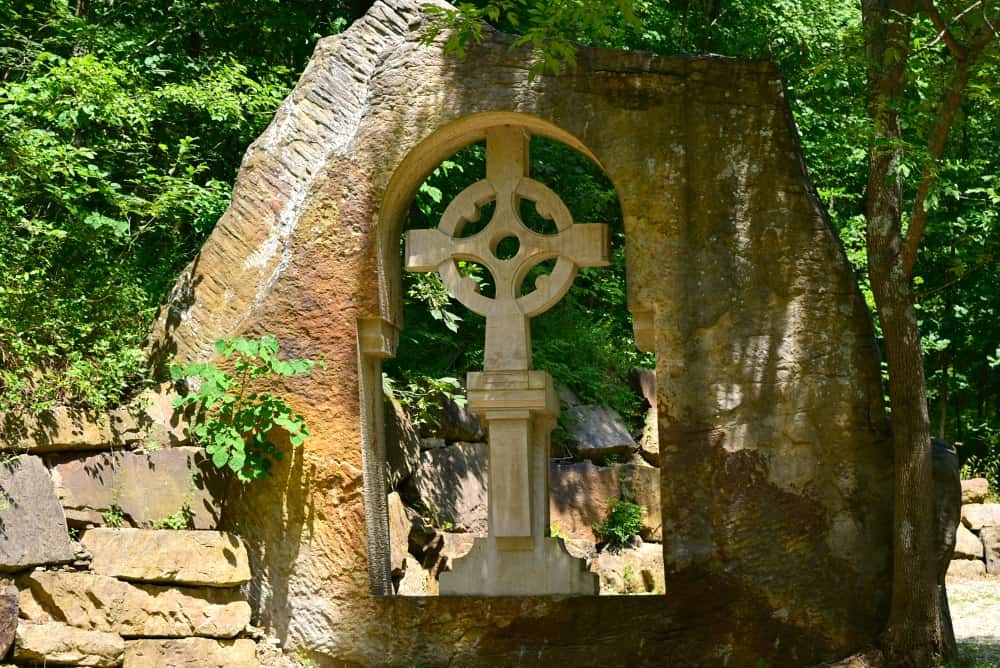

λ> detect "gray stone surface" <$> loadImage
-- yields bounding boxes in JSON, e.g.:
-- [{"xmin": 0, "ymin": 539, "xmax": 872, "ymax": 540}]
[
  {"xmin": 962, "ymin": 478, "xmax": 989, "ymax": 505},
  {"xmin": 81, "ymin": 528, "xmax": 250, "ymax": 586},
  {"xmin": 49, "ymin": 447, "xmax": 221, "ymax": 529},
  {"xmin": 564, "ymin": 405, "xmax": 636, "ymax": 461},
  {"xmin": 14, "ymin": 621, "xmax": 124, "ymax": 667},
  {"xmin": 18, "ymin": 571, "xmax": 250, "ymax": 638},
  {"xmin": 385, "ymin": 394, "xmax": 420, "ymax": 488},
  {"xmin": 387, "ymin": 492, "xmax": 410, "ymax": 577},
  {"xmin": 424, "ymin": 396, "xmax": 485, "ymax": 443},
  {"xmin": 954, "ymin": 524, "xmax": 983, "ymax": 560},
  {"xmin": 0, "ymin": 455, "xmax": 74, "ymax": 571},
  {"xmin": 962, "ymin": 503, "xmax": 1000, "ymax": 531},
  {"xmin": 402, "ymin": 441, "xmax": 487, "ymax": 533},
  {"xmin": 0, "ymin": 584, "xmax": 16, "ymax": 659},
  {"xmin": 124, "ymin": 638, "xmax": 258, "ymax": 668},
  {"xmin": 982, "ymin": 526, "xmax": 1000, "ymax": 575}
]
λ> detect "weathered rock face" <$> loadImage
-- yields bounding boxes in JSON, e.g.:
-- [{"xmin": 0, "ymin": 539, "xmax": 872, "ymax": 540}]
[
  {"xmin": 564, "ymin": 405, "xmax": 636, "ymax": 461},
  {"xmin": 549, "ymin": 462, "xmax": 620, "ymax": 543},
  {"xmin": 81, "ymin": 529, "xmax": 250, "ymax": 587},
  {"xmin": 618, "ymin": 463, "xmax": 662, "ymax": 542},
  {"xmin": 981, "ymin": 526, "xmax": 1000, "ymax": 574},
  {"xmin": 948, "ymin": 558, "xmax": 986, "ymax": 579},
  {"xmin": 143, "ymin": 0, "xmax": 894, "ymax": 662},
  {"xmin": 394, "ymin": 556, "xmax": 439, "ymax": 596},
  {"xmin": 590, "ymin": 543, "xmax": 665, "ymax": 595},
  {"xmin": 124, "ymin": 638, "xmax": 258, "ymax": 668},
  {"xmin": 0, "ymin": 455, "xmax": 75, "ymax": 571},
  {"xmin": 18, "ymin": 571, "xmax": 250, "ymax": 638},
  {"xmin": 401, "ymin": 441, "xmax": 487, "ymax": 533},
  {"xmin": 631, "ymin": 369, "xmax": 659, "ymax": 466},
  {"xmin": 1, "ymin": 408, "xmax": 114, "ymax": 452},
  {"xmin": 961, "ymin": 478, "xmax": 989, "ymax": 505},
  {"xmin": 110, "ymin": 385, "xmax": 192, "ymax": 449},
  {"xmin": 386, "ymin": 492, "xmax": 410, "ymax": 576},
  {"xmin": 49, "ymin": 447, "xmax": 221, "ymax": 529},
  {"xmin": 0, "ymin": 584, "xmax": 17, "ymax": 658},
  {"xmin": 423, "ymin": 397, "xmax": 485, "ymax": 443},
  {"xmin": 14, "ymin": 621, "xmax": 124, "ymax": 667},
  {"xmin": 962, "ymin": 503, "xmax": 1000, "ymax": 531},
  {"xmin": 954, "ymin": 524, "xmax": 984, "ymax": 560},
  {"xmin": 385, "ymin": 395, "xmax": 421, "ymax": 488}
]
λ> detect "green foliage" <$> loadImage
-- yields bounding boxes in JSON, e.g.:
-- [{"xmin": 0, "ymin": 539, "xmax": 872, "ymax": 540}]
[
  {"xmin": 170, "ymin": 336, "xmax": 320, "ymax": 483},
  {"xmin": 101, "ymin": 504, "xmax": 125, "ymax": 528},
  {"xmin": 593, "ymin": 498, "xmax": 644, "ymax": 550},
  {"xmin": 550, "ymin": 521, "xmax": 566, "ymax": 540},
  {"xmin": 151, "ymin": 502, "xmax": 195, "ymax": 530}
]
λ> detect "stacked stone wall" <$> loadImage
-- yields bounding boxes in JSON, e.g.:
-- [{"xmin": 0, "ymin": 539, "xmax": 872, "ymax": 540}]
[{"xmin": 949, "ymin": 478, "xmax": 1000, "ymax": 579}]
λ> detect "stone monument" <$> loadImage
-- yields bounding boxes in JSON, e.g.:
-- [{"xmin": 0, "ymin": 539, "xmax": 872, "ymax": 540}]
[{"xmin": 405, "ymin": 125, "xmax": 604, "ymax": 594}]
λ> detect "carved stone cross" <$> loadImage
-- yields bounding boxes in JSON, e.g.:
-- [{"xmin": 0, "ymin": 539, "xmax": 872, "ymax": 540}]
[{"xmin": 404, "ymin": 125, "xmax": 607, "ymax": 595}]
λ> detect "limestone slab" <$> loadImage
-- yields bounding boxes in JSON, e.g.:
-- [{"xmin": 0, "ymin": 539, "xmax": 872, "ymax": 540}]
[
  {"xmin": 81, "ymin": 528, "xmax": 250, "ymax": 586},
  {"xmin": 961, "ymin": 478, "xmax": 989, "ymax": 505},
  {"xmin": 17, "ymin": 571, "xmax": 250, "ymax": 638},
  {"xmin": 49, "ymin": 447, "xmax": 221, "ymax": 529},
  {"xmin": 954, "ymin": 524, "xmax": 983, "ymax": 560},
  {"xmin": 0, "ymin": 454, "xmax": 74, "ymax": 571},
  {"xmin": 1, "ymin": 407, "xmax": 114, "ymax": 452},
  {"xmin": 961, "ymin": 503, "xmax": 1000, "ymax": 531},
  {"xmin": 14, "ymin": 621, "xmax": 123, "ymax": 667},
  {"xmin": 124, "ymin": 638, "xmax": 258, "ymax": 668},
  {"xmin": 549, "ymin": 461, "xmax": 620, "ymax": 543}
]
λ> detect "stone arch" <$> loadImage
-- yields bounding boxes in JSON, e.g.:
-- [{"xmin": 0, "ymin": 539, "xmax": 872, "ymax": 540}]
[{"xmin": 147, "ymin": 0, "xmax": 895, "ymax": 662}]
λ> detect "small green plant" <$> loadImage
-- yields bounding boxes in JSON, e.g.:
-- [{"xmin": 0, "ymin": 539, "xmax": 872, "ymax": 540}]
[
  {"xmin": 170, "ymin": 336, "xmax": 321, "ymax": 483},
  {"xmin": 102, "ymin": 504, "xmax": 125, "ymax": 528},
  {"xmin": 550, "ymin": 521, "xmax": 566, "ymax": 540},
  {"xmin": 382, "ymin": 373, "xmax": 466, "ymax": 432},
  {"xmin": 622, "ymin": 563, "xmax": 639, "ymax": 594},
  {"xmin": 593, "ymin": 498, "xmax": 645, "ymax": 550},
  {"xmin": 151, "ymin": 502, "xmax": 194, "ymax": 530}
]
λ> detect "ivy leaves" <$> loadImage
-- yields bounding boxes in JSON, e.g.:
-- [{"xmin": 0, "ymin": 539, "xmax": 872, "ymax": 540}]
[{"xmin": 169, "ymin": 336, "xmax": 321, "ymax": 483}]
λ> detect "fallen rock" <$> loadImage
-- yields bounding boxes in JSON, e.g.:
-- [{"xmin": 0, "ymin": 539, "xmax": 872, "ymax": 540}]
[
  {"xmin": 590, "ymin": 543, "xmax": 664, "ymax": 595},
  {"xmin": 1, "ymin": 407, "xmax": 114, "ymax": 452},
  {"xmin": 14, "ymin": 621, "xmax": 123, "ymax": 667},
  {"xmin": 81, "ymin": 528, "xmax": 250, "ymax": 586},
  {"xmin": 549, "ymin": 462, "xmax": 621, "ymax": 543},
  {"xmin": 981, "ymin": 526, "xmax": 1000, "ymax": 575},
  {"xmin": 0, "ymin": 454, "xmax": 75, "ymax": 571},
  {"xmin": 0, "ymin": 583, "xmax": 16, "ymax": 658},
  {"xmin": 18, "ymin": 571, "xmax": 250, "ymax": 638},
  {"xmin": 402, "ymin": 441, "xmax": 487, "ymax": 533},
  {"xmin": 946, "ymin": 558, "xmax": 986, "ymax": 580},
  {"xmin": 49, "ymin": 447, "xmax": 222, "ymax": 529},
  {"xmin": 564, "ymin": 405, "xmax": 636, "ymax": 462},
  {"xmin": 618, "ymin": 463, "xmax": 662, "ymax": 542},
  {"xmin": 111, "ymin": 385, "xmax": 192, "ymax": 448},
  {"xmin": 385, "ymin": 394, "xmax": 420, "ymax": 488},
  {"xmin": 420, "ymin": 532, "xmax": 476, "ymax": 578},
  {"xmin": 124, "ymin": 638, "xmax": 258, "ymax": 667},
  {"xmin": 394, "ymin": 556, "xmax": 438, "ymax": 596},
  {"xmin": 954, "ymin": 524, "xmax": 983, "ymax": 560},
  {"xmin": 961, "ymin": 503, "xmax": 1000, "ymax": 531},
  {"xmin": 423, "ymin": 396, "xmax": 485, "ymax": 443},
  {"xmin": 961, "ymin": 478, "xmax": 989, "ymax": 505},
  {"xmin": 387, "ymin": 492, "xmax": 410, "ymax": 576}
]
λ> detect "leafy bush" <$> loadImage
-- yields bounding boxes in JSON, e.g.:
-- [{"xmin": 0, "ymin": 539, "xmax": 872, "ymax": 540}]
[
  {"xmin": 170, "ymin": 336, "xmax": 320, "ymax": 483},
  {"xmin": 593, "ymin": 498, "xmax": 645, "ymax": 550}
]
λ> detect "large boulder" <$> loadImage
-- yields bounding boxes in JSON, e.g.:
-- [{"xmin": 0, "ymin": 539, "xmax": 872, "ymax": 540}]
[
  {"xmin": 954, "ymin": 524, "xmax": 983, "ymax": 560},
  {"xmin": 401, "ymin": 441, "xmax": 487, "ymax": 533},
  {"xmin": 49, "ymin": 447, "xmax": 222, "ymax": 529},
  {"xmin": 124, "ymin": 638, "xmax": 258, "ymax": 668},
  {"xmin": 14, "ymin": 621, "xmax": 124, "ymax": 667},
  {"xmin": 961, "ymin": 503, "xmax": 1000, "ymax": 531},
  {"xmin": 564, "ymin": 405, "xmax": 636, "ymax": 462},
  {"xmin": 947, "ymin": 558, "xmax": 986, "ymax": 580},
  {"xmin": 423, "ymin": 396, "xmax": 485, "ymax": 443},
  {"xmin": 618, "ymin": 463, "xmax": 662, "ymax": 542},
  {"xmin": 981, "ymin": 526, "xmax": 1000, "ymax": 575},
  {"xmin": 18, "ymin": 571, "xmax": 250, "ymax": 638},
  {"xmin": 961, "ymin": 478, "xmax": 989, "ymax": 505},
  {"xmin": 385, "ymin": 394, "xmax": 420, "ymax": 488},
  {"xmin": 549, "ymin": 462, "xmax": 621, "ymax": 543},
  {"xmin": 81, "ymin": 528, "xmax": 250, "ymax": 587},
  {"xmin": 0, "ymin": 455, "xmax": 74, "ymax": 571}
]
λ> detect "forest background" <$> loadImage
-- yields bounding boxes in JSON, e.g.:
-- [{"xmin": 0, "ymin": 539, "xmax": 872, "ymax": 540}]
[{"xmin": 1, "ymin": 0, "xmax": 998, "ymax": 489}]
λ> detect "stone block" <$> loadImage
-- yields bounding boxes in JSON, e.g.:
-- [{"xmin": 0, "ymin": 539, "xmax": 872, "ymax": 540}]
[
  {"xmin": 549, "ymin": 461, "xmax": 620, "ymax": 543},
  {"xmin": 954, "ymin": 523, "xmax": 983, "ymax": 560},
  {"xmin": 385, "ymin": 394, "xmax": 420, "ymax": 488},
  {"xmin": 49, "ymin": 447, "xmax": 221, "ymax": 529},
  {"xmin": 18, "ymin": 571, "xmax": 250, "ymax": 638},
  {"xmin": 111, "ymin": 385, "xmax": 191, "ymax": 448},
  {"xmin": 14, "ymin": 621, "xmax": 123, "ymax": 667},
  {"xmin": 618, "ymin": 463, "xmax": 662, "ymax": 542},
  {"xmin": 961, "ymin": 503, "xmax": 1000, "ymax": 531},
  {"xmin": 564, "ymin": 405, "xmax": 636, "ymax": 461},
  {"xmin": 402, "ymin": 441, "xmax": 487, "ymax": 533},
  {"xmin": 81, "ymin": 528, "xmax": 250, "ymax": 586},
  {"xmin": 124, "ymin": 638, "xmax": 258, "ymax": 667},
  {"xmin": 590, "ymin": 543, "xmax": 665, "ymax": 595},
  {"xmin": 394, "ymin": 556, "xmax": 438, "ymax": 596},
  {"xmin": 1, "ymin": 407, "xmax": 114, "ymax": 452},
  {"xmin": 961, "ymin": 478, "xmax": 989, "ymax": 505},
  {"xmin": 420, "ymin": 531, "xmax": 475, "ymax": 578},
  {"xmin": 947, "ymin": 558, "xmax": 986, "ymax": 580},
  {"xmin": 0, "ymin": 583, "xmax": 16, "ymax": 658},
  {"xmin": 0, "ymin": 455, "xmax": 74, "ymax": 571},
  {"xmin": 387, "ymin": 492, "xmax": 410, "ymax": 577},
  {"xmin": 982, "ymin": 526, "xmax": 1000, "ymax": 574},
  {"xmin": 423, "ymin": 396, "xmax": 485, "ymax": 443}
]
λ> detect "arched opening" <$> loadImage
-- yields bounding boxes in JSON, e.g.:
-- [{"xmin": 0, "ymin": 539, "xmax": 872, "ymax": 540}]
[{"xmin": 360, "ymin": 114, "xmax": 662, "ymax": 596}]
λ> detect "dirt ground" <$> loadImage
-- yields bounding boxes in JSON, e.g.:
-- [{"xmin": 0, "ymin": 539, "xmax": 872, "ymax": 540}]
[{"xmin": 949, "ymin": 575, "xmax": 1000, "ymax": 666}]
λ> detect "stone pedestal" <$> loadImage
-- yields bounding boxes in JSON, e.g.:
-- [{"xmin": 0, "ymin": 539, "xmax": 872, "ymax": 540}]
[{"xmin": 439, "ymin": 370, "xmax": 598, "ymax": 595}]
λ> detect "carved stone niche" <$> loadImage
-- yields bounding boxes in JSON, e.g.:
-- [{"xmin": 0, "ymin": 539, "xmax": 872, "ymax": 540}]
[{"xmin": 146, "ymin": 0, "xmax": 894, "ymax": 663}]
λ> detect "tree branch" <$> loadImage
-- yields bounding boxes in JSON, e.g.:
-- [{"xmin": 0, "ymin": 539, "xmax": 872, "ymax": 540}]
[{"xmin": 923, "ymin": 0, "xmax": 968, "ymax": 59}]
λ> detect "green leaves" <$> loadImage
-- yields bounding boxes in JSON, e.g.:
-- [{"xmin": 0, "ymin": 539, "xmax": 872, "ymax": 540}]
[
  {"xmin": 593, "ymin": 498, "xmax": 645, "ymax": 550},
  {"xmin": 169, "ymin": 336, "xmax": 320, "ymax": 483}
]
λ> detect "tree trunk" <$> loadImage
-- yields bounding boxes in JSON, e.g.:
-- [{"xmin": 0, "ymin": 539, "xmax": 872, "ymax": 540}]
[{"xmin": 862, "ymin": 0, "xmax": 954, "ymax": 663}]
